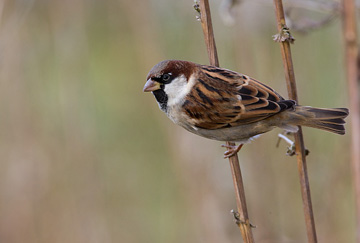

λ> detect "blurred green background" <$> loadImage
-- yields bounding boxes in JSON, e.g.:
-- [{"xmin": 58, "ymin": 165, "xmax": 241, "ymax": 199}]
[{"xmin": 0, "ymin": 0, "xmax": 353, "ymax": 242}]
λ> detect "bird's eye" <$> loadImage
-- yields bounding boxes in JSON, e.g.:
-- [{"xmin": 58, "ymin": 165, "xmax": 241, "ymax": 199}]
[{"xmin": 162, "ymin": 74, "xmax": 171, "ymax": 82}]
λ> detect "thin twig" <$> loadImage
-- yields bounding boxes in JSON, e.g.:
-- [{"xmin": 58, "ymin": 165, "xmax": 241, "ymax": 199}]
[
  {"xmin": 273, "ymin": 1, "xmax": 318, "ymax": 243},
  {"xmin": 198, "ymin": 0, "xmax": 255, "ymax": 242},
  {"xmin": 341, "ymin": 0, "xmax": 360, "ymax": 242}
]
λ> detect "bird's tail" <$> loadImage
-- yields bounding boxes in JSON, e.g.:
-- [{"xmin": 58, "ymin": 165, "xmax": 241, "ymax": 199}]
[{"xmin": 294, "ymin": 106, "xmax": 349, "ymax": 135}]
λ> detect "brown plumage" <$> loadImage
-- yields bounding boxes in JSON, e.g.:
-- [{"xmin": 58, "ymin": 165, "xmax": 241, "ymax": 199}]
[
  {"xmin": 143, "ymin": 60, "xmax": 348, "ymax": 156},
  {"xmin": 181, "ymin": 65, "xmax": 295, "ymax": 129}
]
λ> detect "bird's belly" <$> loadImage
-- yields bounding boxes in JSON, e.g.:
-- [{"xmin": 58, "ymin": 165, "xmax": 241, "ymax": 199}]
[
  {"xmin": 167, "ymin": 106, "xmax": 280, "ymax": 143},
  {"xmin": 186, "ymin": 123, "xmax": 274, "ymax": 143}
]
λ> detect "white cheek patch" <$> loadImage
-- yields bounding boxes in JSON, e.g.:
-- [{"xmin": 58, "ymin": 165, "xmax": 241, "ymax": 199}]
[{"xmin": 165, "ymin": 74, "xmax": 196, "ymax": 107}]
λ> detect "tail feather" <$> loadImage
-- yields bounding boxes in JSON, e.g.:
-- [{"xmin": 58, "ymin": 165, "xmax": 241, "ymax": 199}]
[{"xmin": 294, "ymin": 106, "xmax": 349, "ymax": 135}]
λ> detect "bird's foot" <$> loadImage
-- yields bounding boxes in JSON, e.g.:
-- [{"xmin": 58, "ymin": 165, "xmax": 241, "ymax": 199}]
[
  {"xmin": 221, "ymin": 144, "xmax": 243, "ymax": 158},
  {"xmin": 277, "ymin": 133, "xmax": 310, "ymax": 156}
]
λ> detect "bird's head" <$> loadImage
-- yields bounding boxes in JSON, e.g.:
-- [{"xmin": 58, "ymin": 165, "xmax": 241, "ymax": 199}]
[{"xmin": 143, "ymin": 60, "xmax": 196, "ymax": 112}]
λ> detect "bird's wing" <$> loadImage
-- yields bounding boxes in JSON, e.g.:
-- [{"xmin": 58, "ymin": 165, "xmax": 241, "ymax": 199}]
[{"xmin": 181, "ymin": 65, "xmax": 295, "ymax": 129}]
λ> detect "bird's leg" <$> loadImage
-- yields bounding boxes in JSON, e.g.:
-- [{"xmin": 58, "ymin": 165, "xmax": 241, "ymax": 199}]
[
  {"xmin": 277, "ymin": 133, "xmax": 310, "ymax": 156},
  {"xmin": 277, "ymin": 133, "xmax": 295, "ymax": 156},
  {"xmin": 221, "ymin": 143, "xmax": 244, "ymax": 158}
]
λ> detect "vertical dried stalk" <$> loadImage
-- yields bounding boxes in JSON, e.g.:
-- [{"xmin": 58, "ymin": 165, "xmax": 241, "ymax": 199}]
[
  {"xmin": 198, "ymin": 0, "xmax": 255, "ymax": 242},
  {"xmin": 341, "ymin": 0, "xmax": 360, "ymax": 242},
  {"xmin": 273, "ymin": 1, "xmax": 318, "ymax": 242}
]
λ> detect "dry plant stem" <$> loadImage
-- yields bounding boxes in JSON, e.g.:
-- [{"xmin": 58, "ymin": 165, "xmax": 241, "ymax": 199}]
[
  {"xmin": 199, "ymin": 0, "xmax": 219, "ymax": 67},
  {"xmin": 273, "ymin": 1, "xmax": 318, "ymax": 243},
  {"xmin": 342, "ymin": 0, "xmax": 360, "ymax": 242},
  {"xmin": 198, "ymin": 0, "xmax": 254, "ymax": 242}
]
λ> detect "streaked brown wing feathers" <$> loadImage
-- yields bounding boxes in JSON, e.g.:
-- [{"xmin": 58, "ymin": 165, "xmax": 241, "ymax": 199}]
[{"xmin": 182, "ymin": 66, "xmax": 294, "ymax": 129}]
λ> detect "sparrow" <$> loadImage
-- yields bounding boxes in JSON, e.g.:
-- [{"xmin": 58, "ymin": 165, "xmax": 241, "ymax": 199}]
[{"xmin": 143, "ymin": 60, "xmax": 349, "ymax": 158}]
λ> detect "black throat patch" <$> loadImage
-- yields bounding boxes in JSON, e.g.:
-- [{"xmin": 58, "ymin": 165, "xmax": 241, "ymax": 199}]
[{"xmin": 152, "ymin": 89, "xmax": 168, "ymax": 112}]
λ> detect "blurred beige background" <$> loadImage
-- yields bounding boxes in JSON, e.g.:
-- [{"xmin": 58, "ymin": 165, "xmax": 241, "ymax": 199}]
[{"xmin": 0, "ymin": 0, "xmax": 353, "ymax": 242}]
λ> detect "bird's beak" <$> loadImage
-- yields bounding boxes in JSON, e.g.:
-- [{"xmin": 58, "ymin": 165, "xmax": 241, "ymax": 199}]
[{"xmin": 143, "ymin": 79, "xmax": 161, "ymax": 92}]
